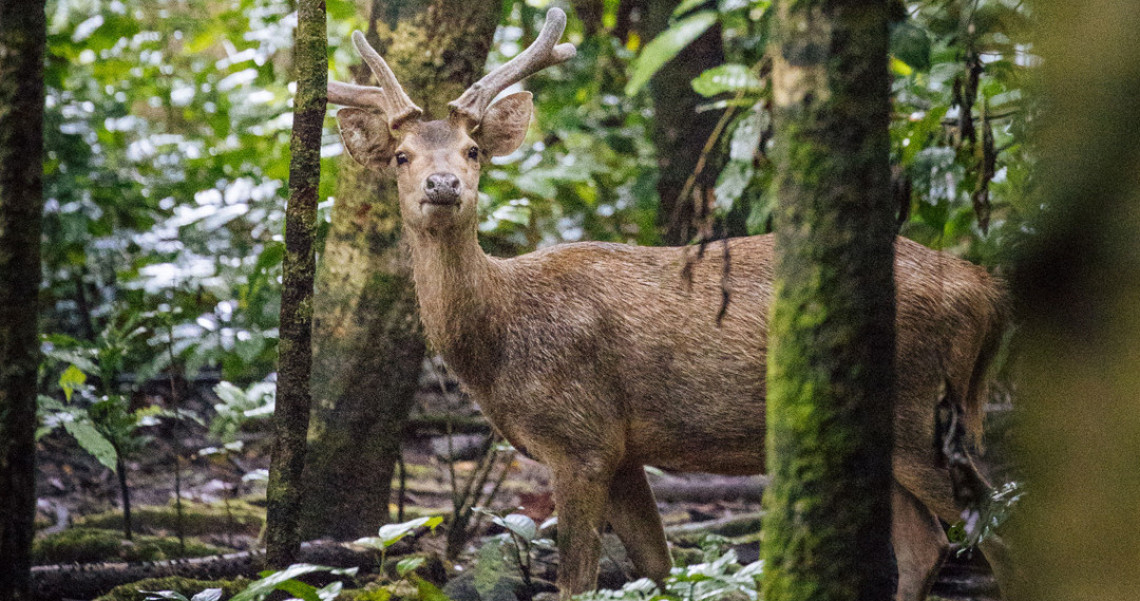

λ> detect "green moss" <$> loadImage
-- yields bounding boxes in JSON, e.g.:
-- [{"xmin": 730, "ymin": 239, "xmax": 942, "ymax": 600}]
[
  {"xmin": 76, "ymin": 501, "xmax": 265, "ymax": 536},
  {"xmin": 94, "ymin": 576, "xmax": 251, "ymax": 601},
  {"xmin": 334, "ymin": 583, "xmax": 401, "ymax": 601},
  {"xmin": 33, "ymin": 528, "xmax": 229, "ymax": 564}
]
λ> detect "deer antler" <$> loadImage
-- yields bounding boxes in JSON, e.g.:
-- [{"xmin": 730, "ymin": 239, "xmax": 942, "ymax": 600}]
[
  {"xmin": 449, "ymin": 8, "xmax": 576, "ymax": 125},
  {"xmin": 327, "ymin": 31, "xmax": 422, "ymax": 129}
]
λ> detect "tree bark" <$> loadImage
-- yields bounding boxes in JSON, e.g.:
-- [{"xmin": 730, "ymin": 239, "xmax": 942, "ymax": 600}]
[
  {"xmin": 0, "ymin": 1, "xmax": 46, "ymax": 599},
  {"xmin": 300, "ymin": 0, "xmax": 500, "ymax": 540},
  {"xmin": 1011, "ymin": 2, "xmax": 1140, "ymax": 600},
  {"xmin": 266, "ymin": 0, "xmax": 327, "ymax": 569},
  {"xmin": 645, "ymin": 0, "xmax": 726, "ymax": 245},
  {"xmin": 761, "ymin": 2, "xmax": 895, "ymax": 600}
]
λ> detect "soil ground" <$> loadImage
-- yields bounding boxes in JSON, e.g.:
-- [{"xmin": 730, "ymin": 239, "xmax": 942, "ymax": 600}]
[{"xmin": 32, "ymin": 364, "xmax": 1008, "ymax": 600}]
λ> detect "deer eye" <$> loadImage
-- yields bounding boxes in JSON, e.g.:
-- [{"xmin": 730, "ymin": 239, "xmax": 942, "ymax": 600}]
[
  {"xmin": 467, "ymin": 146, "xmax": 480, "ymax": 161},
  {"xmin": 395, "ymin": 152, "xmax": 409, "ymax": 166}
]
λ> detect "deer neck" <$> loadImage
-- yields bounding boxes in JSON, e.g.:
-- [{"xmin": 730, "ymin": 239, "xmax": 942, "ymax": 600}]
[{"xmin": 407, "ymin": 226, "xmax": 506, "ymax": 390}]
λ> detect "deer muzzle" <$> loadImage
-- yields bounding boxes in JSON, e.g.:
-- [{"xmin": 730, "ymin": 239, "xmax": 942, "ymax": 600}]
[{"xmin": 424, "ymin": 172, "xmax": 461, "ymax": 206}]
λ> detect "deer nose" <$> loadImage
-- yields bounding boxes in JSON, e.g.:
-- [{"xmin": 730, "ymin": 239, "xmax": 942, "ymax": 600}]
[{"xmin": 424, "ymin": 172, "xmax": 461, "ymax": 204}]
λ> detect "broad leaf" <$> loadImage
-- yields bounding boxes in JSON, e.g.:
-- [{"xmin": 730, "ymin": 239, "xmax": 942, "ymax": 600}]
[
  {"xmin": 63, "ymin": 418, "xmax": 118, "ymax": 471},
  {"xmin": 627, "ymin": 11, "xmax": 718, "ymax": 95},
  {"xmin": 190, "ymin": 589, "xmax": 223, "ymax": 601},
  {"xmin": 368, "ymin": 515, "xmax": 444, "ymax": 549},
  {"xmin": 499, "ymin": 514, "xmax": 537, "ymax": 542},
  {"xmin": 691, "ymin": 64, "xmax": 762, "ymax": 98},
  {"xmin": 59, "ymin": 365, "xmax": 87, "ymax": 402},
  {"xmin": 231, "ymin": 565, "xmax": 356, "ymax": 601},
  {"xmin": 396, "ymin": 556, "xmax": 426, "ymax": 577},
  {"xmin": 142, "ymin": 592, "xmax": 190, "ymax": 601},
  {"xmin": 890, "ymin": 21, "xmax": 932, "ymax": 72}
]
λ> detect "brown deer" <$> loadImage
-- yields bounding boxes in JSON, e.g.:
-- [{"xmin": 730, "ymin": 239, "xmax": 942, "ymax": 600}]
[{"xmin": 326, "ymin": 9, "xmax": 1012, "ymax": 601}]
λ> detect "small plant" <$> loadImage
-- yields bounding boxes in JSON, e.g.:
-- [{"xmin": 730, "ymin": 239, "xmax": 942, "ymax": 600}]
[
  {"xmin": 354, "ymin": 516, "xmax": 444, "ymax": 566},
  {"xmin": 472, "ymin": 509, "xmax": 558, "ymax": 596},
  {"xmin": 352, "ymin": 517, "xmax": 450, "ymax": 601},
  {"xmin": 209, "ymin": 378, "xmax": 276, "ymax": 443},
  {"xmin": 142, "ymin": 564, "xmax": 357, "ymax": 601},
  {"xmin": 37, "ymin": 363, "xmax": 164, "ymax": 540},
  {"xmin": 574, "ymin": 542, "xmax": 763, "ymax": 601}
]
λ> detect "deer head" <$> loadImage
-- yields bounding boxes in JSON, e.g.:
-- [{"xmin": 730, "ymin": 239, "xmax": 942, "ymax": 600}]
[{"xmin": 329, "ymin": 9, "xmax": 576, "ymax": 236}]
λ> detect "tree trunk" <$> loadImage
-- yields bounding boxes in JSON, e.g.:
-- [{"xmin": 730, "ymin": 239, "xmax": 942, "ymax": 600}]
[
  {"xmin": 266, "ymin": 0, "xmax": 327, "ymax": 568},
  {"xmin": 0, "ymin": 1, "xmax": 46, "ymax": 599},
  {"xmin": 1011, "ymin": 2, "xmax": 1140, "ymax": 600},
  {"xmin": 645, "ymin": 0, "xmax": 726, "ymax": 245},
  {"xmin": 300, "ymin": 0, "xmax": 500, "ymax": 540},
  {"xmin": 760, "ymin": 2, "xmax": 895, "ymax": 600}
]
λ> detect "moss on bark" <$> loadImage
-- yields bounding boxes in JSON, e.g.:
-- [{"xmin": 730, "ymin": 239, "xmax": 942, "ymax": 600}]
[
  {"xmin": 300, "ymin": 0, "xmax": 499, "ymax": 540},
  {"xmin": 266, "ymin": 0, "xmax": 327, "ymax": 568},
  {"xmin": 761, "ymin": 1, "xmax": 896, "ymax": 600},
  {"xmin": 0, "ymin": 1, "xmax": 46, "ymax": 599}
]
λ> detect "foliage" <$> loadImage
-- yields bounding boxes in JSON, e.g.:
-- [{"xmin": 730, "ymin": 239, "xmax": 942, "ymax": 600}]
[
  {"xmin": 470, "ymin": 509, "xmax": 557, "ymax": 593},
  {"xmin": 95, "ymin": 577, "xmax": 252, "ymax": 601},
  {"xmin": 139, "ymin": 564, "xmax": 356, "ymax": 601},
  {"xmin": 208, "ymin": 378, "xmax": 275, "ymax": 442},
  {"xmin": 948, "ymin": 480, "xmax": 1023, "ymax": 551},
  {"xmin": 40, "ymin": 0, "xmax": 360, "ymax": 383},
  {"xmin": 354, "ymin": 515, "xmax": 444, "ymax": 570},
  {"xmin": 574, "ymin": 544, "xmax": 762, "ymax": 601},
  {"xmin": 626, "ymin": 0, "xmax": 1035, "ymax": 265}
]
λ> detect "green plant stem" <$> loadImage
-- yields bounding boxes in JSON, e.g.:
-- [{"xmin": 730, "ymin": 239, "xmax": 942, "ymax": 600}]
[{"xmin": 117, "ymin": 456, "xmax": 133, "ymax": 541}]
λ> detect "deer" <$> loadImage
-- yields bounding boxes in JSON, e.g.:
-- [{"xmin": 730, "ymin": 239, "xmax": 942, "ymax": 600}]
[{"xmin": 325, "ymin": 8, "xmax": 1012, "ymax": 601}]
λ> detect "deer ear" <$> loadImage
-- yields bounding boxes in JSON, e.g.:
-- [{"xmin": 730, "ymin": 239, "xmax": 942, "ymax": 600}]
[
  {"xmin": 477, "ymin": 91, "xmax": 533, "ymax": 157},
  {"xmin": 336, "ymin": 108, "xmax": 396, "ymax": 170}
]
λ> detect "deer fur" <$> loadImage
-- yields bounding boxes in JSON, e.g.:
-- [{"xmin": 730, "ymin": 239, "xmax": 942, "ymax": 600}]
[{"xmin": 328, "ymin": 10, "xmax": 1012, "ymax": 600}]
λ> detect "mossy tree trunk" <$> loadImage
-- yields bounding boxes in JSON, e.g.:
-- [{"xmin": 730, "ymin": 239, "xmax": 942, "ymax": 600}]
[
  {"xmin": 1011, "ymin": 2, "xmax": 1140, "ymax": 600},
  {"xmin": 266, "ymin": 0, "xmax": 327, "ymax": 568},
  {"xmin": 0, "ymin": 1, "xmax": 46, "ymax": 599},
  {"xmin": 299, "ymin": 0, "xmax": 500, "ymax": 541},
  {"xmin": 645, "ymin": 0, "xmax": 726, "ymax": 245},
  {"xmin": 760, "ymin": 2, "xmax": 896, "ymax": 600}
]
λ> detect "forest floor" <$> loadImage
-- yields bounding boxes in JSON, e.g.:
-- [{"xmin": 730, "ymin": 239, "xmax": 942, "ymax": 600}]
[{"xmin": 31, "ymin": 365, "xmax": 1008, "ymax": 601}]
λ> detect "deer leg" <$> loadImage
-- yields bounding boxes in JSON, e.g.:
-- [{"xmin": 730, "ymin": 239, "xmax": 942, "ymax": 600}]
[
  {"xmin": 551, "ymin": 460, "xmax": 614, "ymax": 599},
  {"xmin": 896, "ymin": 458, "xmax": 1016, "ymax": 600},
  {"xmin": 892, "ymin": 481, "xmax": 949, "ymax": 601},
  {"xmin": 978, "ymin": 533, "xmax": 1017, "ymax": 599},
  {"xmin": 606, "ymin": 462, "xmax": 672, "ymax": 587}
]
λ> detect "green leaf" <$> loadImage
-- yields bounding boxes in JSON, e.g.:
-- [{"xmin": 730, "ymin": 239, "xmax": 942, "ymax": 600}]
[
  {"xmin": 63, "ymin": 419, "xmax": 118, "ymax": 471},
  {"xmin": 499, "ymin": 514, "xmax": 537, "ymax": 542},
  {"xmin": 673, "ymin": 0, "xmax": 712, "ymax": 18},
  {"xmin": 59, "ymin": 364, "xmax": 87, "ymax": 402},
  {"xmin": 691, "ymin": 64, "xmax": 762, "ymax": 98},
  {"xmin": 273, "ymin": 579, "xmax": 321, "ymax": 601},
  {"xmin": 626, "ymin": 11, "xmax": 718, "ymax": 96},
  {"xmin": 142, "ymin": 591, "xmax": 191, "ymax": 601},
  {"xmin": 190, "ymin": 589, "xmax": 223, "ymax": 601},
  {"xmin": 231, "ymin": 565, "xmax": 355, "ymax": 601},
  {"xmin": 315, "ymin": 581, "xmax": 344, "ymax": 601},
  {"xmin": 367, "ymin": 515, "xmax": 444, "ymax": 549},
  {"xmin": 890, "ymin": 21, "xmax": 932, "ymax": 72},
  {"xmin": 715, "ymin": 161, "xmax": 754, "ymax": 212},
  {"xmin": 413, "ymin": 576, "xmax": 450, "ymax": 601},
  {"xmin": 728, "ymin": 108, "xmax": 765, "ymax": 162},
  {"xmin": 396, "ymin": 556, "xmax": 426, "ymax": 577}
]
